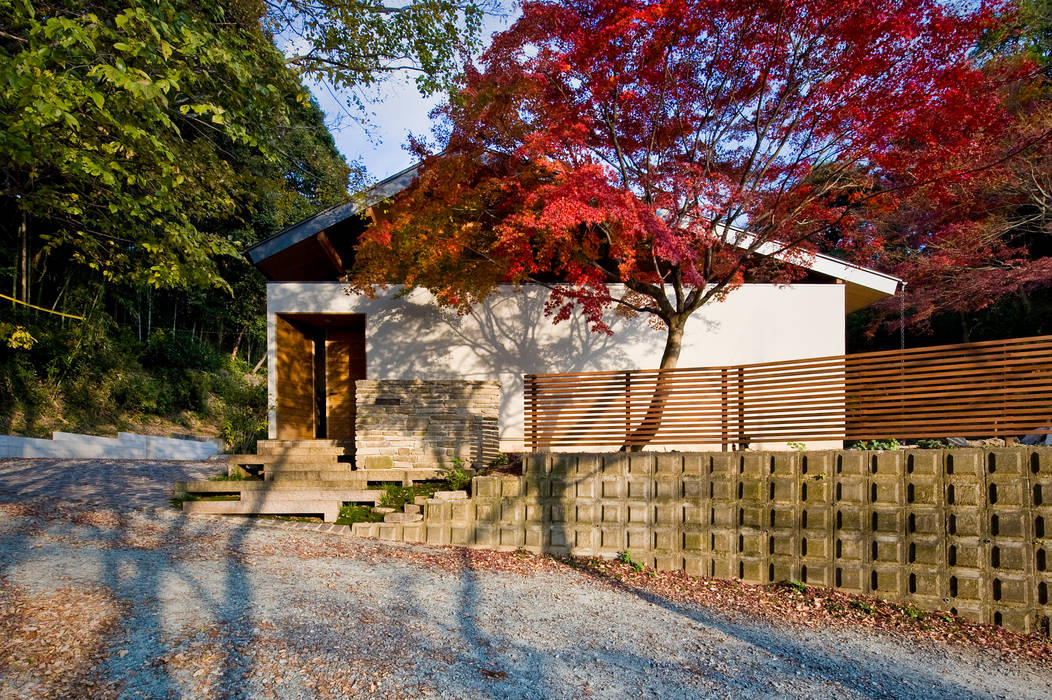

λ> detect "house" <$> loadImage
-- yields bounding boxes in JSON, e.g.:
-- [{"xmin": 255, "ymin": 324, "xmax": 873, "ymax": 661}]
[{"xmin": 245, "ymin": 163, "xmax": 902, "ymax": 455}]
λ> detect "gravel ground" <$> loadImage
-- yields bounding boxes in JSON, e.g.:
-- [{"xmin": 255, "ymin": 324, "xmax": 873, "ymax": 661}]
[{"xmin": 0, "ymin": 458, "xmax": 1050, "ymax": 699}]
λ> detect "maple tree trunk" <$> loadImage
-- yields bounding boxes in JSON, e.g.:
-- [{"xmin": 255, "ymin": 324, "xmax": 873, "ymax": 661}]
[{"xmin": 622, "ymin": 315, "xmax": 685, "ymax": 452}]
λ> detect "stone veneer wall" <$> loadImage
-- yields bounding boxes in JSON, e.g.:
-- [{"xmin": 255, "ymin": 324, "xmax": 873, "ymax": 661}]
[
  {"xmin": 354, "ymin": 380, "xmax": 500, "ymax": 469},
  {"xmin": 352, "ymin": 447, "xmax": 1052, "ymax": 636}
]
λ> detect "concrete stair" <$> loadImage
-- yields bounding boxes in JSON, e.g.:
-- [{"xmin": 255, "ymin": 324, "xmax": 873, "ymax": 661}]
[{"xmin": 178, "ymin": 439, "xmax": 446, "ymax": 522}]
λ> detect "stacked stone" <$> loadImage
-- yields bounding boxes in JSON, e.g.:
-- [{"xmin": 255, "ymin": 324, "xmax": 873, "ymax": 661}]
[{"xmin": 354, "ymin": 380, "xmax": 500, "ymax": 470}]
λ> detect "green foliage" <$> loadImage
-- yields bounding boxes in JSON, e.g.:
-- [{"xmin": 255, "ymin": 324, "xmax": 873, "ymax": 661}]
[
  {"xmin": 442, "ymin": 457, "xmax": 473, "ymax": 491},
  {"xmin": 902, "ymin": 604, "xmax": 926, "ymax": 621},
  {"xmin": 335, "ymin": 503, "xmax": 385, "ymax": 526},
  {"xmin": 377, "ymin": 483, "xmax": 442, "ymax": 510},
  {"xmin": 617, "ymin": 550, "xmax": 647, "ymax": 573},
  {"xmin": 208, "ymin": 471, "xmax": 258, "ymax": 482},
  {"xmin": 848, "ymin": 439, "xmax": 901, "ymax": 451},
  {"xmin": 786, "ymin": 442, "xmax": 806, "ymax": 452},
  {"xmin": 784, "ymin": 579, "xmax": 808, "ymax": 595},
  {"xmin": 272, "ymin": 0, "xmax": 488, "ymax": 99},
  {"xmin": 852, "ymin": 600, "xmax": 875, "ymax": 615},
  {"xmin": 1, "ymin": 0, "xmax": 354, "ymax": 291},
  {"xmin": 914, "ymin": 438, "xmax": 955, "ymax": 449},
  {"xmin": 488, "ymin": 452, "xmax": 510, "ymax": 467}
]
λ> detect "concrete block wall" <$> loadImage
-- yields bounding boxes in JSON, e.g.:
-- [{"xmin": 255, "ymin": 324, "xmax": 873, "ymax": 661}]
[
  {"xmin": 354, "ymin": 380, "xmax": 500, "ymax": 469},
  {"xmin": 0, "ymin": 431, "xmax": 220, "ymax": 459},
  {"xmin": 354, "ymin": 446, "xmax": 1052, "ymax": 637}
]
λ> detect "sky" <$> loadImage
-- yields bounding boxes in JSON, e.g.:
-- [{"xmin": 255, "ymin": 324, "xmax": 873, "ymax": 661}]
[{"xmin": 303, "ymin": 10, "xmax": 517, "ymax": 185}]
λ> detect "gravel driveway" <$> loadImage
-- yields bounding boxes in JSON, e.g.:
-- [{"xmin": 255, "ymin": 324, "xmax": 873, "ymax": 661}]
[{"xmin": 0, "ymin": 458, "xmax": 1049, "ymax": 699}]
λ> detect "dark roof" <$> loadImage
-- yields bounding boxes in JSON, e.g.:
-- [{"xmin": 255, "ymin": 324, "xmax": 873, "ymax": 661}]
[
  {"xmin": 243, "ymin": 163, "xmax": 422, "ymax": 269},
  {"xmin": 244, "ymin": 161, "xmax": 900, "ymax": 312}
]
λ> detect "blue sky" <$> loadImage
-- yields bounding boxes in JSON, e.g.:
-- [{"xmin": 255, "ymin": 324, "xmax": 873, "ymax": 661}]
[{"xmin": 304, "ymin": 10, "xmax": 517, "ymax": 185}]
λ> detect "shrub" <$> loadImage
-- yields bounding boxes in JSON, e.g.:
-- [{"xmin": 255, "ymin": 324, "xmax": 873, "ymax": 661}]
[{"xmin": 442, "ymin": 457, "xmax": 473, "ymax": 491}]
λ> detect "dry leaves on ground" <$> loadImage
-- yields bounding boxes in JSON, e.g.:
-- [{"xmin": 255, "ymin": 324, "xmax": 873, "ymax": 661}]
[{"xmin": 0, "ymin": 577, "xmax": 127, "ymax": 698}]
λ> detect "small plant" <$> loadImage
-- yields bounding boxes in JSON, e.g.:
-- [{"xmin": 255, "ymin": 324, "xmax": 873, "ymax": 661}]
[
  {"xmin": 915, "ymin": 438, "xmax": 954, "ymax": 449},
  {"xmin": 377, "ymin": 483, "xmax": 442, "ymax": 510},
  {"xmin": 812, "ymin": 472, "xmax": 827, "ymax": 481},
  {"xmin": 784, "ymin": 579, "xmax": 808, "ymax": 595},
  {"xmin": 617, "ymin": 550, "xmax": 646, "ymax": 573},
  {"xmin": 851, "ymin": 600, "xmax": 875, "ymax": 615},
  {"xmin": 488, "ymin": 452, "xmax": 510, "ymax": 467},
  {"xmin": 787, "ymin": 441, "xmax": 806, "ymax": 452},
  {"xmin": 335, "ymin": 503, "xmax": 386, "ymax": 526},
  {"xmin": 848, "ymin": 439, "xmax": 900, "ymax": 451},
  {"xmin": 442, "ymin": 457, "xmax": 473, "ymax": 491},
  {"xmin": 209, "ymin": 471, "xmax": 258, "ymax": 482},
  {"xmin": 903, "ymin": 604, "xmax": 926, "ymax": 621}
]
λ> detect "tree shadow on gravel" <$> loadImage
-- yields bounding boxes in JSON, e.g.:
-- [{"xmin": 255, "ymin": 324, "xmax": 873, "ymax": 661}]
[
  {"xmin": 560, "ymin": 557, "xmax": 989, "ymax": 699},
  {"xmin": 0, "ymin": 498, "xmax": 258, "ymax": 698}
]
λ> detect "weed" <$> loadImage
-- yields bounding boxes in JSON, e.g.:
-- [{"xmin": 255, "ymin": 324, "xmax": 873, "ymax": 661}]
[
  {"xmin": 825, "ymin": 600, "xmax": 845, "ymax": 615},
  {"xmin": 489, "ymin": 452, "xmax": 510, "ymax": 467},
  {"xmin": 208, "ymin": 471, "xmax": 258, "ymax": 482},
  {"xmin": 443, "ymin": 457, "xmax": 473, "ymax": 491},
  {"xmin": 813, "ymin": 473, "xmax": 827, "ymax": 481},
  {"xmin": 848, "ymin": 439, "xmax": 900, "ymax": 451},
  {"xmin": 903, "ymin": 604, "xmax": 926, "ymax": 621},
  {"xmin": 852, "ymin": 600, "xmax": 875, "ymax": 615},
  {"xmin": 784, "ymin": 579, "xmax": 808, "ymax": 595},
  {"xmin": 787, "ymin": 441, "xmax": 806, "ymax": 452},
  {"xmin": 335, "ymin": 504, "xmax": 385, "ymax": 526},
  {"xmin": 914, "ymin": 438, "xmax": 955, "ymax": 449},
  {"xmin": 617, "ymin": 550, "xmax": 646, "ymax": 573},
  {"xmin": 378, "ymin": 483, "xmax": 442, "ymax": 510}
]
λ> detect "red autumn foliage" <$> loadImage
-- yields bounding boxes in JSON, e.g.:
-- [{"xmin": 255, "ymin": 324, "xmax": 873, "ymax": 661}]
[
  {"xmin": 859, "ymin": 58, "xmax": 1052, "ymax": 335},
  {"xmin": 353, "ymin": 0, "xmax": 1014, "ymax": 368}
]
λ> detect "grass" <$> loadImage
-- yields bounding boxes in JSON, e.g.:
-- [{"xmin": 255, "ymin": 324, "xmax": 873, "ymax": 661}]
[
  {"xmin": 208, "ymin": 471, "xmax": 260, "ymax": 482},
  {"xmin": 169, "ymin": 493, "xmax": 239, "ymax": 508},
  {"xmin": 334, "ymin": 503, "xmax": 386, "ymax": 526},
  {"xmin": 377, "ymin": 482, "xmax": 444, "ymax": 510}
]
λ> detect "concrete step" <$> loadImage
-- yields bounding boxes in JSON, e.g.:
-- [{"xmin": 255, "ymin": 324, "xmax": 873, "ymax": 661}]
[
  {"xmin": 233, "ymin": 452, "xmax": 349, "ymax": 463},
  {"xmin": 265, "ymin": 469, "xmax": 361, "ymax": 482},
  {"xmin": 183, "ymin": 497, "xmax": 342, "ymax": 522},
  {"xmin": 176, "ymin": 480, "xmax": 375, "ymax": 498},
  {"xmin": 256, "ymin": 440, "xmax": 353, "ymax": 451},
  {"xmin": 358, "ymin": 468, "xmax": 446, "ymax": 484}
]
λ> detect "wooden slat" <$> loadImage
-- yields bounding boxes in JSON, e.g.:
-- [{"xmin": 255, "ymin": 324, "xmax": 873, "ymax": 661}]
[{"xmin": 524, "ymin": 334, "xmax": 1052, "ymax": 450}]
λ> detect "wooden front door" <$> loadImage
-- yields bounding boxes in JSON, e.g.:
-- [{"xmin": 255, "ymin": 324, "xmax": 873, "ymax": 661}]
[
  {"xmin": 275, "ymin": 315, "xmax": 316, "ymax": 440},
  {"xmin": 324, "ymin": 324, "xmax": 366, "ymax": 441}
]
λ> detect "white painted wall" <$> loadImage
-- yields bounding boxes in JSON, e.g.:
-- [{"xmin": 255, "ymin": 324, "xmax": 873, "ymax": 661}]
[
  {"xmin": 267, "ymin": 283, "xmax": 846, "ymax": 451},
  {"xmin": 0, "ymin": 431, "xmax": 221, "ymax": 459}
]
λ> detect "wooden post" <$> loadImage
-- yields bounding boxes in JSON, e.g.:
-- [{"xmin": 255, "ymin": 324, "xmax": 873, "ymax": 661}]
[
  {"xmin": 624, "ymin": 370, "xmax": 632, "ymax": 448},
  {"xmin": 525, "ymin": 375, "xmax": 538, "ymax": 452},
  {"xmin": 720, "ymin": 368, "xmax": 729, "ymax": 451},
  {"xmin": 736, "ymin": 367, "xmax": 745, "ymax": 451}
]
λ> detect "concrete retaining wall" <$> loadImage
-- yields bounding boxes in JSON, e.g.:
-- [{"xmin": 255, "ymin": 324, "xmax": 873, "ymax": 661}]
[
  {"xmin": 354, "ymin": 380, "xmax": 500, "ymax": 469},
  {"xmin": 0, "ymin": 431, "xmax": 220, "ymax": 460},
  {"xmin": 353, "ymin": 446, "xmax": 1052, "ymax": 636}
]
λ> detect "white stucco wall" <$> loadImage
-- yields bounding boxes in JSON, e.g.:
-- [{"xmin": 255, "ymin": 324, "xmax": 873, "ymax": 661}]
[{"xmin": 266, "ymin": 282, "xmax": 845, "ymax": 451}]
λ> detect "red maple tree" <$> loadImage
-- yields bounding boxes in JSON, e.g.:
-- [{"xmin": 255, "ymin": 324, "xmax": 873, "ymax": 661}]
[
  {"xmin": 858, "ymin": 48, "xmax": 1052, "ymax": 337},
  {"xmin": 353, "ymin": 0, "xmax": 1014, "ymax": 370}
]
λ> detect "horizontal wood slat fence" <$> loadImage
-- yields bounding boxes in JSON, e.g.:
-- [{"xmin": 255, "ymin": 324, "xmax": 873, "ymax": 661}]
[{"xmin": 524, "ymin": 335, "xmax": 1052, "ymax": 450}]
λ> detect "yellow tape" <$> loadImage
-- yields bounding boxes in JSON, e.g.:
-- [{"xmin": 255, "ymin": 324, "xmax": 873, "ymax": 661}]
[{"xmin": 0, "ymin": 292, "xmax": 85, "ymax": 320}]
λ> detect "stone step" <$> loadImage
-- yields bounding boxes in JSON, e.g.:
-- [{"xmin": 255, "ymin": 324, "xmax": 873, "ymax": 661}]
[
  {"xmin": 357, "ymin": 468, "xmax": 446, "ymax": 484},
  {"xmin": 265, "ymin": 469, "xmax": 362, "ymax": 482},
  {"xmin": 176, "ymin": 480, "xmax": 376, "ymax": 500},
  {"xmin": 256, "ymin": 440, "xmax": 353, "ymax": 451},
  {"xmin": 264, "ymin": 462, "xmax": 356, "ymax": 474},
  {"xmin": 183, "ymin": 497, "xmax": 342, "ymax": 523},
  {"xmin": 237, "ymin": 451, "xmax": 350, "ymax": 462}
]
